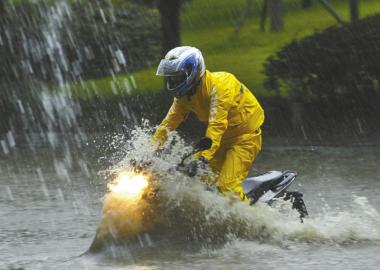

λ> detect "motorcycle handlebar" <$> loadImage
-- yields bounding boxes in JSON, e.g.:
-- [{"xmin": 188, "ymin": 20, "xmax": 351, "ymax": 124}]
[{"xmin": 178, "ymin": 137, "xmax": 212, "ymax": 166}]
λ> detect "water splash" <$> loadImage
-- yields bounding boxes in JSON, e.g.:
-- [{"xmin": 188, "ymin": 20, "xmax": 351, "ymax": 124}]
[{"xmin": 89, "ymin": 125, "xmax": 380, "ymax": 253}]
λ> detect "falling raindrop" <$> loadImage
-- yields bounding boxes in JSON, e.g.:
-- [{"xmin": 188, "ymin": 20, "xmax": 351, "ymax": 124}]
[
  {"xmin": 56, "ymin": 187, "xmax": 65, "ymax": 203},
  {"xmin": 1, "ymin": 140, "xmax": 9, "ymax": 154},
  {"xmin": 6, "ymin": 186, "xmax": 14, "ymax": 201}
]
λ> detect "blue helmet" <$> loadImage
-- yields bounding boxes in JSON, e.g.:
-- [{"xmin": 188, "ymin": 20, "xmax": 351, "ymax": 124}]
[{"xmin": 156, "ymin": 46, "xmax": 206, "ymax": 98}]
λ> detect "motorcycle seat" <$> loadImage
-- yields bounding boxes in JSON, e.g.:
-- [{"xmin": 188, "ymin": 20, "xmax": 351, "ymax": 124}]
[
  {"xmin": 249, "ymin": 171, "xmax": 283, "ymax": 183},
  {"xmin": 241, "ymin": 171, "xmax": 284, "ymax": 194}
]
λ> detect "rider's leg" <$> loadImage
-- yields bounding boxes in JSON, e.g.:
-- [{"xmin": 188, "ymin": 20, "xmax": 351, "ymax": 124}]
[
  {"xmin": 216, "ymin": 129, "xmax": 262, "ymax": 200},
  {"xmin": 208, "ymin": 147, "xmax": 226, "ymax": 174},
  {"xmin": 201, "ymin": 143, "xmax": 226, "ymax": 187}
]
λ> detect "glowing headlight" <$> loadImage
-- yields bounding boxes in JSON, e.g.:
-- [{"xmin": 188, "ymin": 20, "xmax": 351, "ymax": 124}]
[{"xmin": 108, "ymin": 171, "xmax": 149, "ymax": 198}]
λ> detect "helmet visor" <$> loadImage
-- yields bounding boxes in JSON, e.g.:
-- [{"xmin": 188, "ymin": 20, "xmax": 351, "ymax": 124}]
[
  {"xmin": 156, "ymin": 59, "xmax": 180, "ymax": 76},
  {"xmin": 167, "ymin": 72, "xmax": 187, "ymax": 90}
]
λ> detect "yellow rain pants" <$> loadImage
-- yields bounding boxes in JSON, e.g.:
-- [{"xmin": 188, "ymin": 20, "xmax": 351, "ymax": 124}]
[
  {"xmin": 207, "ymin": 121, "xmax": 262, "ymax": 200},
  {"xmin": 153, "ymin": 70, "xmax": 264, "ymax": 200}
]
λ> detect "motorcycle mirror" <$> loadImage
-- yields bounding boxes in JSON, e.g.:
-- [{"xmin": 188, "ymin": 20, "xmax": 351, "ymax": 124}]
[{"xmin": 194, "ymin": 137, "xmax": 212, "ymax": 152}]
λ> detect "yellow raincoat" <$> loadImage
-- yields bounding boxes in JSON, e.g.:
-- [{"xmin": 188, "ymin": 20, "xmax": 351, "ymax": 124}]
[{"xmin": 153, "ymin": 70, "xmax": 265, "ymax": 199}]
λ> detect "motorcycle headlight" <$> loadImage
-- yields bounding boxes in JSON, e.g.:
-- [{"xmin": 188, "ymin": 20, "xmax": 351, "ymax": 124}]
[{"xmin": 108, "ymin": 171, "xmax": 149, "ymax": 199}]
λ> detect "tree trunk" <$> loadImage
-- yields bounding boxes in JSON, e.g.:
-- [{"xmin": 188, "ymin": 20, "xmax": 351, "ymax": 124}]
[
  {"xmin": 260, "ymin": 0, "xmax": 268, "ymax": 32},
  {"xmin": 268, "ymin": 0, "xmax": 284, "ymax": 32},
  {"xmin": 234, "ymin": 0, "xmax": 253, "ymax": 35},
  {"xmin": 0, "ymin": 0, "xmax": 5, "ymax": 16},
  {"xmin": 156, "ymin": 0, "xmax": 181, "ymax": 54},
  {"xmin": 349, "ymin": 0, "xmax": 359, "ymax": 22},
  {"xmin": 156, "ymin": 0, "xmax": 181, "ymax": 103},
  {"xmin": 318, "ymin": 0, "xmax": 345, "ymax": 25},
  {"xmin": 301, "ymin": 0, "xmax": 312, "ymax": 9}
]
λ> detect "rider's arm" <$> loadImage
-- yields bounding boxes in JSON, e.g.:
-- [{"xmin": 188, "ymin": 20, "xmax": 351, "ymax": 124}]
[
  {"xmin": 198, "ymin": 86, "xmax": 232, "ymax": 160},
  {"xmin": 152, "ymin": 98, "xmax": 189, "ymax": 144}
]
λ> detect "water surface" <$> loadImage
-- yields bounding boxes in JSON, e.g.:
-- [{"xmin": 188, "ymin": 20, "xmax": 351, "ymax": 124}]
[{"xmin": 1, "ymin": 142, "xmax": 379, "ymax": 270}]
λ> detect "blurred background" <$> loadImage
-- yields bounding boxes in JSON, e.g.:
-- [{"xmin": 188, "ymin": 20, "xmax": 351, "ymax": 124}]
[{"xmin": 1, "ymin": 0, "xmax": 380, "ymax": 151}]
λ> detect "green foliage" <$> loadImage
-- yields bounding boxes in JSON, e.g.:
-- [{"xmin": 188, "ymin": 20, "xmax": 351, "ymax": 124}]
[
  {"xmin": 179, "ymin": 0, "xmax": 380, "ymax": 98},
  {"xmin": 0, "ymin": 0, "xmax": 162, "ymax": 83},
  {"xmin": 4, "ymin": 0, "xmax": 380, "ymax": 99},
  {"xmin": 264, "ymin": 13, "xmax": 380, "ymax": 101},
  {"xmin": 77, "ymin": 0, "xmax": 380, "ymax": 98},
  {"xmin": 68, "ymin": 1, "xmax": 162, "ymax": 78}
]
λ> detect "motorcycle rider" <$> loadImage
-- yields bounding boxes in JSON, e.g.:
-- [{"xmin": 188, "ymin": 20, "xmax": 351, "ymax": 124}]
[{"xmin": 152, "ymin": 46, "xmax": 264, "ymax": 200}]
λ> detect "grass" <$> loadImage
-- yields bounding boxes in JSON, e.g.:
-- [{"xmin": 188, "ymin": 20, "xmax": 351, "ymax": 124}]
[
  {"xmin": 70, "ymin": 0, "xmax": 380, "ymax": 98},
  {"xmin": 69, "ymin": 67, "xmax": 161, "ymax": 99},
  {"xmin": 181, "ymin": 0, "xmax": 380, "ymax": 97}
]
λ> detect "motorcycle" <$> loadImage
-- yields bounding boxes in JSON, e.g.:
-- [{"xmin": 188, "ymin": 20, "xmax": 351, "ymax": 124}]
[
  {"xmin": 113, "ymin": 136, "xmax": 309, "ymax": 220},
  {"xmin": 177, "ymin": 137, "xmax": 309, "ymax": 220},
  {"xmin": 89, "ymin": 137, "xmax": 308, "ymax": 252}
]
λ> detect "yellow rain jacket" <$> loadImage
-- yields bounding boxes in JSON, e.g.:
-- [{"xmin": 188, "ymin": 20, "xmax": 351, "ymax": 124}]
[{"xmin": 153, "ymin": 70, "xmax": 264, "ymax": 199}]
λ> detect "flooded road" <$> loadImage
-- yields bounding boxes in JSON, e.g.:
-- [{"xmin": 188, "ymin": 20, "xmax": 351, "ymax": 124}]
[{"xmin": 1, "ymin": 140, "xmax": 379, "ymax": 270}]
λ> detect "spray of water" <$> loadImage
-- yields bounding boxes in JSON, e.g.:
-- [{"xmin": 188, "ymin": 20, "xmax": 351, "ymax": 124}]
[{"xmin": 89, "ymin": 124, "xmax": 380, "ymax": 253}]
